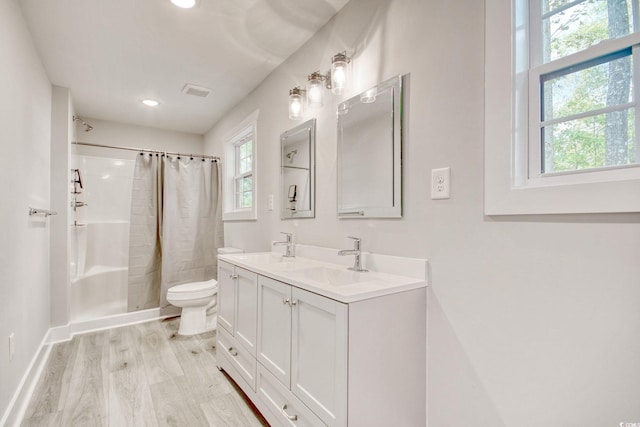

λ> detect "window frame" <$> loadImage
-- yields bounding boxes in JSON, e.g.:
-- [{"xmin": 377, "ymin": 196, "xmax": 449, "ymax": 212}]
[
  {"xmin": 223, "ymin": 110, "xmax": 259, "ymax": 221},
  {"xmin": 485, "ymin": 0, "xmax": 640, "ymax": 214}
]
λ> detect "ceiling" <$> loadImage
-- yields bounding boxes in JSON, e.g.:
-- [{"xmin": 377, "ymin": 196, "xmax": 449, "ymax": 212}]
[{"xmin": 19, "ymin": 0, "xmax": 350, "ymax": 134}]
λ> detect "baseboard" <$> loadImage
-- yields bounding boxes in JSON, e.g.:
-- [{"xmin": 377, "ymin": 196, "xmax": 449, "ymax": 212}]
[
  {"xmin": 47, "ymin": 307, "xmax": 166, "ymax": 344},
  {"xmin": 0, "ymin": 330, "xmax": 52, "ymax": 427}
]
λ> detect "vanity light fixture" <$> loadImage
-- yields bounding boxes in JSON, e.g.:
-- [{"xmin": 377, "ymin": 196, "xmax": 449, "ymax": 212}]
[
  {"xmin": 289, "ymin": 87, "xmax": 305, "ymax": 120},
  {"xmin": 170, "ymin": 0, "xmax": 197, "ymax": 8},
  {"xmin": 288, "ymin": 51, "xmax": 352, "ymax": 115},
  {"xmin": 142, "ymin": 99, "xmax": 160, "ymax": 107},
  {"xmin": 330, "ymin": 52, "xmax": 350, "ymax": 95}
]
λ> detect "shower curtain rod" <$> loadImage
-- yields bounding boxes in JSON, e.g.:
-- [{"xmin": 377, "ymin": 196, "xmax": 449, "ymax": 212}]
[{"xmin": 72, "ymin": 141, "xmax": 220, "ymax": 160}]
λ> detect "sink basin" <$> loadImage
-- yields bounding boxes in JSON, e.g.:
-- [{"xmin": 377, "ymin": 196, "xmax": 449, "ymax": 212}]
[{"xmin": 288, "ymin": 266, "xmax": 370, "ymax": 287}]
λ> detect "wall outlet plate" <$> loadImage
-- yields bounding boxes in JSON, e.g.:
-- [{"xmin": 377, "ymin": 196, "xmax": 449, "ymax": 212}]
[{"xmin": 431, "ymin": 167, "xmax": 451, "ymax": 199}]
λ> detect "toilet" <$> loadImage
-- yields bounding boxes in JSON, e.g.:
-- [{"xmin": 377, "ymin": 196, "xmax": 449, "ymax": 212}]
[{"xmin": 166, "ymin": 247, "xmax": 243, "ymax": 336}]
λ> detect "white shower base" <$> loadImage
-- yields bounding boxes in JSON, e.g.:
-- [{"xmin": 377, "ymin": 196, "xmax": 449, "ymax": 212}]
[{"xmin": 70, "ymin": 265, "xmax": 128, "ymax": 322}]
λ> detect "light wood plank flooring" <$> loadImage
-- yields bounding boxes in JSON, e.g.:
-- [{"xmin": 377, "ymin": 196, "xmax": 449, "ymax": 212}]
[{"xmin": 21, "ymin": 318, "xmax": 269, "ymax": 427}]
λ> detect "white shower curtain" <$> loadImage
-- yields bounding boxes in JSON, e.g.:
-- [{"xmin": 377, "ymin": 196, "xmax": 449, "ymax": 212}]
[{"xmin": 127, "ymin": 154, "xmax": 223, "ymax": 314}]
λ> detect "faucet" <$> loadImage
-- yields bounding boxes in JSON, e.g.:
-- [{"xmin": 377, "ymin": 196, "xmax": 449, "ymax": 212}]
[
  {"xmin": 338, "ymin": 236, "xmax": 368, "ymax": 272},
  {"xmin": 70, "ymin": 200, "xmax": 88, "ymax": 211},
  {"xmin": 273, "ymin": 232, "xmax": 295, "ymax": 257}
]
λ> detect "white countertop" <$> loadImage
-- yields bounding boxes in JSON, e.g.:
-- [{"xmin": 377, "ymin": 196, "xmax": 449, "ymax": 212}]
[{"xmin": 218, "ymin": 249, "xmax": 428, "ymax": 303}]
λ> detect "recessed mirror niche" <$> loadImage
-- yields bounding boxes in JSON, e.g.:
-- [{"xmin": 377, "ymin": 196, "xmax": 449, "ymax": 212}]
[
  {"xmin": 280, "ymin": 118, "xmax": 316, "ymax": 219},
  {"xmin": 337, "ymin": 75, "xmax": 403, "ymax": 218}
]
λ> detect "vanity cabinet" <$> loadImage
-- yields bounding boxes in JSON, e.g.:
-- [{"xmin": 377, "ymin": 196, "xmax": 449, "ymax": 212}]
[
  {"xmin": 217, "ymin": 260, "xmax": 258, "ymax": 390},
  {"xmin": 257, "ymin": 276, "xmax": 347, "ymax": 426},
  {"xmin": 217, "ymin": 254, "xmax": 427, "ymax": 427}
]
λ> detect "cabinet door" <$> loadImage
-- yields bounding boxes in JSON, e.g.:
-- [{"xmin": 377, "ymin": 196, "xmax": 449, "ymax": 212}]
[
  {"xmin": 217, "ymin": 260, "xmax": 236, "ymax": 334},
  {"xmin": 291, "ymin": 288, "xmax": 348, "ymax": 427},
  {"xmin": 235, "ymin": 267, "xmax": 258, "ymax": 356},
  {"xmin": 257, "ymin": 276, "xmax": 292, "ymax": 388}
]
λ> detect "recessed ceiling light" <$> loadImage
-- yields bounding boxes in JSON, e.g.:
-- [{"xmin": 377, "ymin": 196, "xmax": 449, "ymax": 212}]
[
  {"xmin": 170, "ymin": 0, "xmax": 197, "ymax": 8},
  {"xmin": 142, "ymin": 99, "xmax": 159, "ymax": 107}
]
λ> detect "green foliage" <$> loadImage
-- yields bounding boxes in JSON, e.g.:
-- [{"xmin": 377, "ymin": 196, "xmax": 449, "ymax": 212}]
[{"xmin": 542, "ymin": 0, "xmax": 636, "ymax": 173}]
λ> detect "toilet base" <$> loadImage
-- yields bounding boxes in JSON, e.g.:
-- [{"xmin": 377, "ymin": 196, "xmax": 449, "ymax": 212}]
[{"xmin": 177, "ymin": 306, "xmax": 217, "ymax": 336}]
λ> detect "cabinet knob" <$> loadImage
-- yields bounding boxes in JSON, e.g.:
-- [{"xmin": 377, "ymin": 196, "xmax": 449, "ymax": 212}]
[
  {"xmin": 228, "ymin": 347, "xmax": 238, "ymax": 357},
  {"xmin": 280, "ymin": 404, "xmax": 298, "ymax": 421},
  {"xmin": 229, "ymin": 274, "xmax": 239, "ymax": 279},
  {"xmin": 290, "ymin": 300, "xmax": 298, "ymax": 306},
  {"xmin": 282, "ymin": 298, "xmax": 290, "ymax": 305}
]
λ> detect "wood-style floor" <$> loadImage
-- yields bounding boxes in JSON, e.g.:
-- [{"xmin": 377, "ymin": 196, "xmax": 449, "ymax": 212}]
[{"xmin": 21, "ymin": 318, "xmax": 269, "ymax": 427}]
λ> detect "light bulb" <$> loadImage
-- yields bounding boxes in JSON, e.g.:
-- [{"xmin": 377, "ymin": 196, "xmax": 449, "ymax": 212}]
[
  {"xmin": 331, "ymin": 52, "xmax": 350, "ymax": 95},
  {"xmin": 142, "ymin": 99, "xmax": 159, "ymax": 107},
  {"xmin": 307, "ymin": 73, "xmax": 324, "ymax": 108},
  {"xmin": 289, "ymin": 88, "xmax": 304, "ymax": 120}
]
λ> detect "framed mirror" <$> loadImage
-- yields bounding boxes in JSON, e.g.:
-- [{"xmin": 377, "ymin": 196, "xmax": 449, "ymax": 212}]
[
  {"xmin": 337, "ymin": 75, "xmax": 402, "ymax": 218},
  {"xmin": 281, "ymin": 118, "xmax": 316, "ymax": 219}
]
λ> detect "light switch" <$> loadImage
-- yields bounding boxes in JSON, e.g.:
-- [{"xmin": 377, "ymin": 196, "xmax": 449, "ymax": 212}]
[{"xmin": 268, "ymin": 194, "xmax": 274, "ymax": 211}]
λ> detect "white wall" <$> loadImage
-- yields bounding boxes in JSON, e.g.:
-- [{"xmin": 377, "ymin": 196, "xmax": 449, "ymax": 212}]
[
  {"xmin": 50, "ymin": 86, "xmax": 73, "ymax": 327},
  {"xmin": 204, "ymin": 0, "xmax": 640, "ymax": 425},
  {"xmin": 73, "ymin": 117, "xmax": 204, "ymax": 161},
  {"xmin": 0, "ymin": 0, "xmax": 53, "ymax": 421}
]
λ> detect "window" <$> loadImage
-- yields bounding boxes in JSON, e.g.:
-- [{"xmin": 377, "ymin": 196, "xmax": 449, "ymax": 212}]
[
  {"xmin": 233, "ymin": 137, "xmax": 253, "ymax": 209},
  {"xmin": 485, "ymin": 0, "xmax": 640, "ymax": 214},
  {"xmin": 530, "ymin": 0, "xmax": 639, "ymax": 176},
  {"xmin": 223, "ymin": 110, "xmax": 258, "ymax": 221}
]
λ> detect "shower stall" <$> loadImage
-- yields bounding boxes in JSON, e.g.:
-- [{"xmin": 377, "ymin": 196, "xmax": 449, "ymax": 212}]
[
  {"xmin": 68, "ymin": 130, "xmax": 224, "ymax": 325},
  {"xmin": 69, "ymin": 154, "xmax": 135, "ymax": 321}
]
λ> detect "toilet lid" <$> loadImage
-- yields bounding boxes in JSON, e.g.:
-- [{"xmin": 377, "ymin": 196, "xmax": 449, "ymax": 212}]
[{"xmin": 167, "ymin": 279, "xmax": 218, "ymax": 300}]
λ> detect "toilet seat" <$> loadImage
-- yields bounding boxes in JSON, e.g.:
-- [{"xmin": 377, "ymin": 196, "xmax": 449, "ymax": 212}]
[{"xmin": 167, "ymin": 279, "xmax": 218, "ymax": 301}]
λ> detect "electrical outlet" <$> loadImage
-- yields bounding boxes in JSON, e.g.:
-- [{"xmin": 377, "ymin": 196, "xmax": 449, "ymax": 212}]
[
  {"xmin": 431, "ymin": 167, "xmax": 451, "ymax": 199},
  {"xmin": 9, "ymin": 333, "xmax": 15, "ymax": 361}
]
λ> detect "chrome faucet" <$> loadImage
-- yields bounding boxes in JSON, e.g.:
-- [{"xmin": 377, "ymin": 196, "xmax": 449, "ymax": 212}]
[
  {"xmin": 70, "ymin": 200, "xmax": 88, "ymax": 211},
  {"xmin": 273, "ymin": 232, "xmax": 295, "ymax": 257},
  {"xmin": 338, "ymin": 236, "xmax": 368, "ymax": 272}
]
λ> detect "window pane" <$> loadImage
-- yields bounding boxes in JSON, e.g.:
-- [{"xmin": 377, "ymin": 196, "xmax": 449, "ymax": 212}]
[
  {"xmin": 542, "ymin": 107, "xmax": 637, "ymax": 172},
  {"xmin": 243, "ymin": 191, "xmax": 253, "ymax": 208},
  {"xmin": 543, "ymin": 0, "xmax": 634, "ymax": 63},
  {"xmin": 244, "ymin": 175, "xmax": 253, "ymax": 192},
  {"xmin": 542, "ymin": 53, "xmax": 632, "ymax": 121}
]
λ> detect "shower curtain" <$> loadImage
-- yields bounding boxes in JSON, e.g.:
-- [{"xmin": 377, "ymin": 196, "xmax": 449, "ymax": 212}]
[{"xmin": 127, "ymin": 154, "xmax": 224, "ymax": 314}]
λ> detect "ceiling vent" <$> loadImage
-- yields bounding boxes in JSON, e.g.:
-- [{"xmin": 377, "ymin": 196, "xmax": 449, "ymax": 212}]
[{"xmin": 182, "ymin": 83, "xmax": 212, "ymax": 98}]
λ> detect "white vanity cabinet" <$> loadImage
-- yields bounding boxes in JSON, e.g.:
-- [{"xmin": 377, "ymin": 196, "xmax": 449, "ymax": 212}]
[
  {"xmin": 217, "ymin": 251, "xmax": 427, "ymax": 427},
  {"xmin": 217, "ymin": 260, "xmax": 258, "ymax": 391},
  {"xmin": 257, "ymin": 276, "xmax": 347, "ymax": 427}
]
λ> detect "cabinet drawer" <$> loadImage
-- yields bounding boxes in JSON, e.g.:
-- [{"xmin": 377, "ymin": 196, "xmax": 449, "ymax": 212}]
[
  {"xmin": 257, "ymin": 364, "xmax": 326, "ymax": 427},
  {"xmin": 218, "ymin": 327, "xmax": 257, "ymax": 391}
]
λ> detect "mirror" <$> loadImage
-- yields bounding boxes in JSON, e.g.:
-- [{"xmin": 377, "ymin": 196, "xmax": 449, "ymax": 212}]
[
  {"xmin": 281, "ymin": 118, "xmax": 316, "ymax": 219},
  {"xmin": 337, "ymin": 75, "xmax": 402, "ymax": 218}
]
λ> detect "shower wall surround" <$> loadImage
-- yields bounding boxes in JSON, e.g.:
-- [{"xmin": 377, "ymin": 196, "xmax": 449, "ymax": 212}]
[{"xmin": 69, "ymin": 155, "xmax": 135, "ymax": 321}]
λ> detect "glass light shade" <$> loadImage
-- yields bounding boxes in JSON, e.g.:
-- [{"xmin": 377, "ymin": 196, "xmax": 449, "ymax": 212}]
[
  {"xmin": 331, "ymin": 53, "xmax": 349, "ymax": 95},
  {"xmin": 142, "ymin": 99, "xmax": 159, "ymax": 107},
  {"xmin": 289, "ymin": 88, "xmax": 304, "ymax": 120},
  {"xmin": 331, "ymin": 62, "xmax": 347, "ymax": 94},
  {"xmin": 307, "ymin": 76, "xmax": 324, "ymax": 108}
]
